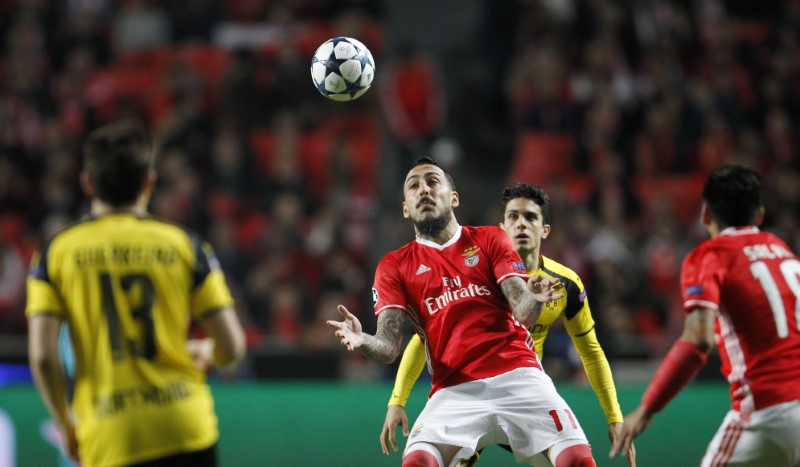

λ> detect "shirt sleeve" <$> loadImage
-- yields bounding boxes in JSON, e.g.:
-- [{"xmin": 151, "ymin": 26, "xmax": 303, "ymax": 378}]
[
  {"xmin": 388, "ymin": 334, "xmax": 427, "ymax": 407},
  {"xmin": 681, "ymin": 246, "xmax": 724, "ymax": 313},
  {"xmin": 25, "ymin": 246, "xmax": 66, "ymax": 319},
  {"xmin": 190, "ymin": 241, "xmax": 234, "ymax": 319},
  {"xmin": 373, "ymin": 255, "xmax": 407, "ymax": 315},
  {"xmin": 566, "ymin": 306, "xmax": 623, "ymax": 424},
  {"xmin": 484, "ymin": 227, "xmax": 528, "ymax": 284}
]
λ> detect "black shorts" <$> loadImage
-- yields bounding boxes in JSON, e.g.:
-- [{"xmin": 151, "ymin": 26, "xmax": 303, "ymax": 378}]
[{"xmin": 128, "ymin": 444, "xmax": 217, "ymax": 467}]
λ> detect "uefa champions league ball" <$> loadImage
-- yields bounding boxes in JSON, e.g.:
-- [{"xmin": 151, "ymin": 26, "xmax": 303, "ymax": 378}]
[{"xmin": 310, "ymin": 37, "xmax": 375, "ymax": 102}]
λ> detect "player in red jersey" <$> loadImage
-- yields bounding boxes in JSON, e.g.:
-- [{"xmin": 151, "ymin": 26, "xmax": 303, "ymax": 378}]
[
  {"xmin": 328, "ymin": 158, "xmax": 596, "ymax": 467},
  {"xmin": 611, "ymin": 164, "xmax": 800, "ymax": 466}
]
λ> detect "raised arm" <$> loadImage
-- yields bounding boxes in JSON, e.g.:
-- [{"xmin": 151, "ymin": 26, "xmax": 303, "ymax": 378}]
[
  {"xmin": 501, "ymin": 276, "xmax": 542, "ymax": 327},
  {"xmin": 328, "ymin": 305, "xmax": 406, "ymax": 364},
  {"xmin": 500, "ymin": 274, "xmax": 563, "ymax": 328}
]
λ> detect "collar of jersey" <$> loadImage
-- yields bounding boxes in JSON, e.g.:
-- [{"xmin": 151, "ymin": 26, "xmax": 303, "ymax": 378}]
[
  {"xmin": 720, "ymin": 226, "xmax": 759, "ymax": 236},
  {"xmin": 415, "ymin": 224, "xmax": 462, "ymax": 250}
]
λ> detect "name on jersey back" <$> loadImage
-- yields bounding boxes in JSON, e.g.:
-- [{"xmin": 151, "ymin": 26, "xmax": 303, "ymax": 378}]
[{"xmin": 742, "ymin": 243, "xmax": 793, "ymax": 262}]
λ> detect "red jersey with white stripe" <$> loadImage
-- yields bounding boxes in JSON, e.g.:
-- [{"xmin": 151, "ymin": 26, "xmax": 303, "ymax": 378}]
[
  {"xmin": 373, "ymin": 225, "xmax": 539, "ymax": 396},
  {"xmin": 681, "ymin": 226, "xmax": 800, "ymax": 413}
]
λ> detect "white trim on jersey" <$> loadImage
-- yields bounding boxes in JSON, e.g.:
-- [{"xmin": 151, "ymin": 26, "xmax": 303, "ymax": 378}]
[
  {"xmin": 375, "ymin": 304, "xmax": 406, "ymax": 316},
  {"xmin": 496, "ymin": 271, "xmax": 529, "ymax": 284},
  {"xmin": 415, "ymin": 225, "xmax": 462, "ymax": 250},
  {"xmin": 720, "ymin": 226, "xmax": 759, "ymax": 237},
  {"xmin": 405, "ymin": 305, "xmax": 434, "ymax": 376},
  {"xmin": 684, "ymin": 299, "xmax": 720, "ymax": 311},
  {"xmin": 717, "ymin": 308, "xmax": 756, "ymax": 414}
]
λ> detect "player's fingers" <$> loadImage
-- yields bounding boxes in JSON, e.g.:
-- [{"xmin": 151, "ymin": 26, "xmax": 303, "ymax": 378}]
[
  {"xmin": 380, "ymin": 427, "xmax": 390, "ymax": 455},
  {"xmin": 609, "ymin": 436, "xmax": 622, "ymax": 458},
  {"xmin": 401, "ymin": 416, "xmax": 409, "ymax": 437},
  {"xmin": 389, "ymin": 426, "xmax": 398, "ymax": 452},
  {"xmin": 337, "ymin": 304, "xmax": 352, "ymax": 318},
  {"xmin": 627, "ymin": 442, "xmax": 637, "ymax": 467}
]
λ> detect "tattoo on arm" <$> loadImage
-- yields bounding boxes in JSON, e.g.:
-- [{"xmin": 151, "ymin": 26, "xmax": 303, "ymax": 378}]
[
  {"xmin": 361, "ymin": 308, "xmax": 405, "ymax": 364},
  {"xmin": 501, "ymin": 277, "xmax": 542, "ymax": 328}
]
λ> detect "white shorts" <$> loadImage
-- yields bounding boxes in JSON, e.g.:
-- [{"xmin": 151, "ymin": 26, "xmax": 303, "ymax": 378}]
[
  {"xmin": 404, "ymin": 367, "xmax": 589, "ymax": 464},
  {"xmin": 701, "ymin": 400, "xmax": 800, "ymax": 467}
]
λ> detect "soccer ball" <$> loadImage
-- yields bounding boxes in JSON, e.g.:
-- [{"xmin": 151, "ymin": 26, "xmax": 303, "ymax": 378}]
[{"xmin": 310, "ymin": 37, "xmax": 375, "ymax": 102}]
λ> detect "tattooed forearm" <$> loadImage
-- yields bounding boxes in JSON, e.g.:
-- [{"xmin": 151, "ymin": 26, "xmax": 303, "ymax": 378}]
[
  {"xmin": 360, "ymin": 308, "xmax": 405, "ymax": 363},
  {"xmin": 501, "ymin": 276, "xmax": 542, "ymax": 328}
]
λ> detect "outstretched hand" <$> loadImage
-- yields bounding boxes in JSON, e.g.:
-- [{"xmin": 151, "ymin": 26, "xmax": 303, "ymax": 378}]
[
  {"xmin": 610, "ymin": 406, "xmax": 652, "ymax": 462},
  {"xmin": 528, "ymin": 274, "xmax": 564, "ymax": 303},
  {"xmin": 326, "ymin": 305, "xmax": 365, "ymax": 351},
  {"xmin": 380, "ymin": 404, "xmax": 409, "ymax": 455},
  {"xmin": 609, "ymin": 422, "xmax": 637, "ymax": 466}
]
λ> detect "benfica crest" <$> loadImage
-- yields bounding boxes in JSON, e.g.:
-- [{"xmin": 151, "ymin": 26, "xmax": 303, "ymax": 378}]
[{"xmin": 462, "ymin": 246, "xmax": 481, "ymax": 267}]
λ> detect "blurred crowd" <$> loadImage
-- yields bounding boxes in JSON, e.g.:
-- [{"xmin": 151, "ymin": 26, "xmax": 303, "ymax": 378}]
[{"xmin": 0, "ymin": 0, "xmax": 799, "ymax": 383}]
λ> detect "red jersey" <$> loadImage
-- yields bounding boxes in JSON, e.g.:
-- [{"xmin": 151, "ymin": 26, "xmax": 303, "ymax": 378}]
[
  {"xmin": 373, "ymin": 225, "xmax": 540, "ymax": 396},
  {"xmin": 681, "ymin": 226, "xmax": 800, "ymax": 413}
]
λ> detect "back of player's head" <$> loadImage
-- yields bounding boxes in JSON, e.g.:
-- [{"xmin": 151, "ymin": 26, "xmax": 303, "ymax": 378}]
[
  {"xmin": 83, "ymin": 121, "xmax": 153, "ymax": 206},
  {"xmin": 702, "ymin": 164, "xmax": 763, "ymax": 227},
  {"xmin": 412, "ymin": 157, "xmax": 456, "ymax": 191},
  {"xmin": 502, "ymin": 183, "xmax": 551, "ymax": 224}
]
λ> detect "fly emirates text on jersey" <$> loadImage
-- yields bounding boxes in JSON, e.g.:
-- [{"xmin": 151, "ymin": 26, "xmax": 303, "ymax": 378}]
[{"xmin": 424, "ymin": 276, "xmax": 491, "ymax": 315}]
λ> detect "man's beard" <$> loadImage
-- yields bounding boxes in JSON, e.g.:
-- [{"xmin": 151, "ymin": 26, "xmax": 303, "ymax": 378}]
[{"xmin": 415, "ymin": 211, "xmax": 451, "ymax": 238}]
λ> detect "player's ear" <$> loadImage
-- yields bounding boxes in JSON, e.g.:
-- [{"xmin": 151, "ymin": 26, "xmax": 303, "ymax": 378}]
[
  {"xmin": 754, "ymin": 206, "xmax": 765, "ymax": 226},
  {"xmin": 142, "ymin": 169, "xmax": 157, "ymax": 196},
  {"xmin": 701, "ymin": 203, "xmax": 711, "ymax": 226},
  {"xmin": 541, "ymin": 224, "xmax": 551, "ymax": 239},
  {"xmin": 451, "ymin": 191, "xmax": 459, "ymax": 208},
  {"xmin": 79, "ymin": 169, "xmax": 94, "ymax": 197},
  {"xmin": 402, "ymin": 201, "xmax": 410, "ymax": 219}
]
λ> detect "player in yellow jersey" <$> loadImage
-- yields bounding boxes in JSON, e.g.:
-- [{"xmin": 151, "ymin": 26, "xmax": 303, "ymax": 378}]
[
  {"xmin": 379, "ymin": 182, "xmax": 636, "ymax": 466},
  {"xmin": 26, "ymin": 121, "xmax": 246, "ymax": 467}
]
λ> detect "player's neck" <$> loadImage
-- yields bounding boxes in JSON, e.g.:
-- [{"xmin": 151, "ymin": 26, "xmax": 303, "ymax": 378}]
[
  {"xmin": 417, "ymin": 221, "xmax": 459, "ymax": 245},
  {"xmin": 522, "ymin": 250, "xmax": 541, "ymax": 272},
  {"xmin": 91, "ymin": 198, "xmax": 148, "ymax": 217}
]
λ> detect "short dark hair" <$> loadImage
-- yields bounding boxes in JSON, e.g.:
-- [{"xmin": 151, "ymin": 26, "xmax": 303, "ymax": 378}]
[
  {"xmin": 702, "ymin": 164, "xmax": 763, "ymax": 227},
  {"xmin": 83, "ymin": 121, "xmax": 154, "ymax": 206},
  {"xmin": 501, "ymin": 183, "xmax": 551, "ymax": 224},
  {"xmin": 412, "ymin": 157, "xmax": 456, "ymax": 191}
]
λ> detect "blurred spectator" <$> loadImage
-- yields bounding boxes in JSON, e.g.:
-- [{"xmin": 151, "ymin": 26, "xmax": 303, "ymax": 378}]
[
  {"xmin": 380, "ymin": 44, "xmax": 445, "ymax": 159},
  {"xmin": 112, "ymin": 0, "xmax": 171, "ymax": 53}
]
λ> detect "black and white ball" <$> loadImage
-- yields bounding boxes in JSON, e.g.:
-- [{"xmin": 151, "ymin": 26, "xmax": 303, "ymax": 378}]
[{"xmin": 310, "ymin": 37, "xmax": 375, "ymax": 102}]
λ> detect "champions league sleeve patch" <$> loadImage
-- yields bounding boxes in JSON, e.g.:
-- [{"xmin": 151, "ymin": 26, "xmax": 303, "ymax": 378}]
[
  {"xmin": 512, "ymin": 261, "xmax": 525, "ymax": 271},
  {"xmin": 685, "ymin": 285, "xmax": 703, "ymax": 296},
  {"xmin": 372, "ymin": 287, "xmax": 379, "ymax": 307},
  {"xmin": 578, "ymin": 290, "xmax": 587, "ymax": 303}
]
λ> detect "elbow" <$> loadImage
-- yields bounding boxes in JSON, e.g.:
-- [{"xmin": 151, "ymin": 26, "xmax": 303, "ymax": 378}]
[
  {"xmin": 29, "ymin": 351, "xmax": 60, "ymax": 376},
  {"xmin": 694, "ymin": 337, "xmax": 714, "ymax": 354},
  {"xmin": 217, "ymin": 331, "xmax": 247, "ymax": 367}
]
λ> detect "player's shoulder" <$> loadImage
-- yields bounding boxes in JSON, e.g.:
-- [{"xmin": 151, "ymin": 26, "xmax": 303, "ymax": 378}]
[
  {"xmin": 539, "ymin": 255, "xmax": 581, "ymax": 282},
  {"xmin": 51, "ymin": 214, "xmax": 201, "ymax": 250},
  {"xmin": 461, "ymin": 225, "xmax": 507, "ymax": 245},
  {"xmin": 464, "ymin": 225, "xmax": 504, "ymax": 236}
]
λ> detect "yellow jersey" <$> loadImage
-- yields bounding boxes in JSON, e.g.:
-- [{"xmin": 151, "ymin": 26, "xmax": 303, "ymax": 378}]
[
  {"xmin": 389, "ymin": 255, "xmax": 623, "ymax": 424},
  {"xmin": 26, "ymin": 213, "xmax": 234, "ymax": 467}
]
